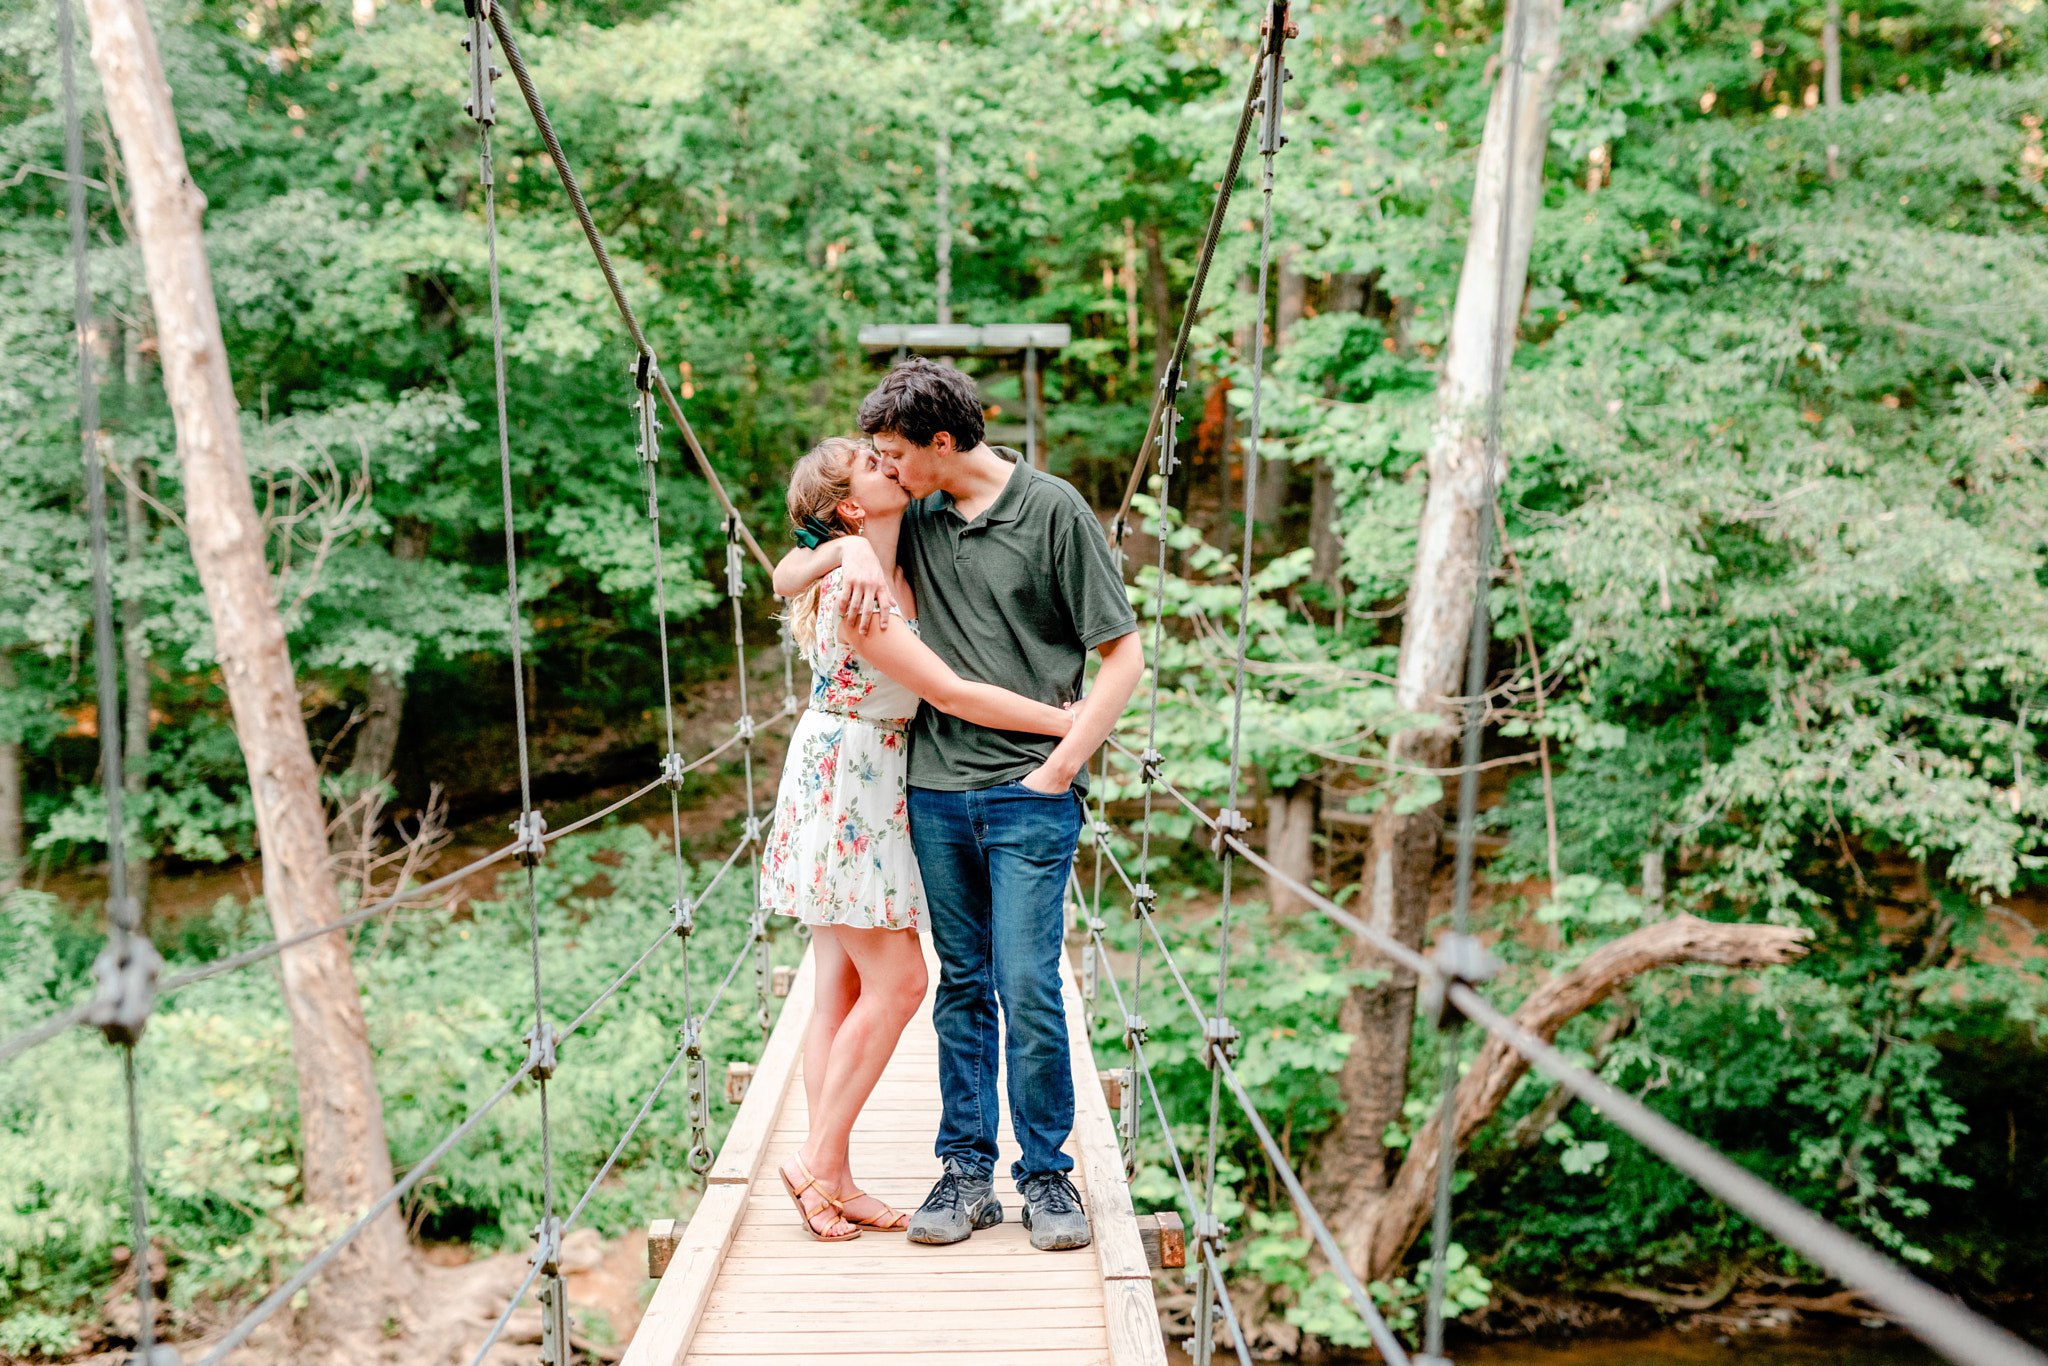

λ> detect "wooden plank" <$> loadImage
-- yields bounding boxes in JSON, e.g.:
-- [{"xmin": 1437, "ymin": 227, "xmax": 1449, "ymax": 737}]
[
  {"xmin": 689, "ymin": 1328, "xmax": 1110, "ymax": 1353},
  {"xmin": 687, "ymin": 1354, "xmax": 1110, "ymax": 1366},
  {"xmin": 707, "ymin": 946, "xmax": 817, "ymax": 1186},
  {"xmin": 1137, "ymin": 1212, "xmax": 1185, "ymax": 1270},
  {"xmin": 1060, "ymin": 946, "xmax": 1167, "ymax": 1366},
  {"xmin": 710, "ymin": 1270, "xmax": 1105, "ymax": 1291},
  {"xmin": 698, "ymin": 1308, "xmax": 1109, "ymax": 1332},
  {"xmin": 702, "ymin": 1289, "xmax": 1109, "ymax": 1313},
  {"xmin": 621, "ymin": 1183, "xmax": 749, "ymax": 1366}
]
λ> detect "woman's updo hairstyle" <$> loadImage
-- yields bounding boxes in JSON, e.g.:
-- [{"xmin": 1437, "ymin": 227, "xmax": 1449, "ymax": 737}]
[{"xmin": 782, "ymin": 436, "xmax": 865, "ymax": 653}]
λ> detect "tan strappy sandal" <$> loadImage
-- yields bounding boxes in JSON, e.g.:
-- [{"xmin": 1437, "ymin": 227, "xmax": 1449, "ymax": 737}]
[
  {"xmin": 826, "ymin": 1186, "xmax": 911, "ymax": 1233},
  {"xmin": 779, "ymin": 1154, "xmax": 860, "ymax": 1242}
]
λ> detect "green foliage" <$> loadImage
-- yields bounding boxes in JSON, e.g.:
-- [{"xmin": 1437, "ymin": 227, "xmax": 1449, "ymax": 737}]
[{"xmin": 0, "ymin": 826, "xmax": 797, "ymax": 1337}]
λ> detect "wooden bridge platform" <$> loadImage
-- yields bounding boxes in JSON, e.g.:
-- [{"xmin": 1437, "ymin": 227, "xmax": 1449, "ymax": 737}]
[{"xmin": 621, "ymin": 935, "xmax": 1167, "ymax": 1366}]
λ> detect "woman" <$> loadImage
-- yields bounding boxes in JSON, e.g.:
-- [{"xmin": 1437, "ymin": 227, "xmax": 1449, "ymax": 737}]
[{"xmin": 762, "ymin": 436, "xmax": 1073, "ymax": 1241}]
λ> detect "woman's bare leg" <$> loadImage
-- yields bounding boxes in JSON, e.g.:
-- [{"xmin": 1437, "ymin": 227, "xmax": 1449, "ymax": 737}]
[
  {"xmin": 797, "ymin": 925, "xmax": 928, "ymax": 1224},
  {"xmin": 785, "ymin": 925, "xmax": 860, "ymax": 1237}
]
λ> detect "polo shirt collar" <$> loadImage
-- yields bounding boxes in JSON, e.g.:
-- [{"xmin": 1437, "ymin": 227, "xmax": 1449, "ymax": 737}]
[{"xmin": 935, "ymin": 450, "xmax": 1030, "ymax": 530}]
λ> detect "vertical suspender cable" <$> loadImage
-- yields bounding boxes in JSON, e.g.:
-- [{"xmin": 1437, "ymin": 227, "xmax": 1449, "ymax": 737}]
[
  {"xmin": 1424, "ymin": 0, "xmax": 1534, "ymax": 1354},
  {"xmin": 60, "ymin": 0, "xmax": 164, "ymax": 1355},
  {"xmin": 1196, "ymin": 8, "xmax": 1291, "ymax": 1362}
]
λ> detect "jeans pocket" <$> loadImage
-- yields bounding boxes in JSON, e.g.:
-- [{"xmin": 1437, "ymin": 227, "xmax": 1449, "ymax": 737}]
[{"xmin": 1004, "ymin": 779, "xmax": 1074, "ymax": 800}]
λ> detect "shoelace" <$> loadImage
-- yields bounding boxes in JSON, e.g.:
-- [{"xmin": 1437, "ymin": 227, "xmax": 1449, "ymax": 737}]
[
  {"xmin": 923, "ymin": 1163, "xmax": 964, "ymax": 1210},
  {"xmin": 1022, "ymin": 1171, "xmax": 1080, "ymax": 1214}
]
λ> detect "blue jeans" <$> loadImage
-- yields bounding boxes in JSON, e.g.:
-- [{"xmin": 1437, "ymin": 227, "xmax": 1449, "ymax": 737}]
[{"xmin": 908, "ymin": 781, "xmax": 1081, "ymax": 1183}]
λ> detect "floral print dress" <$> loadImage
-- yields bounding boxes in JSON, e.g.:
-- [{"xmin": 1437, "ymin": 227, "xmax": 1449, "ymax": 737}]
[{"xmin": 761, "ymin": 569, "xmax": 928, "ymax": 932}]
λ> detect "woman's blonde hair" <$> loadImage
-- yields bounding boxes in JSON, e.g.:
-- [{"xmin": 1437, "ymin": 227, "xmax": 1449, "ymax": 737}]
[{"xmin": 781, "ymin": 436, "xmax": 865, "ymax": 654}]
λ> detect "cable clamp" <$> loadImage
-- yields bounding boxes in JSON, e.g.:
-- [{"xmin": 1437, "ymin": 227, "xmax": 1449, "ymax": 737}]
[
  {"xmin": 512, "ymin": 809, "xmax": 548, "ymax": 865},
  {"xmin": 530, "ymin": 1214, "xmax": 563, "ymax": 1276},
  {"xmin": 782, "ymin": 692, "xmax": 799, "ymax": 716},
  {"xmin": 460, "ymin": 4, "xmax": 498, "ymax": 126},
  {"xmin": 524, "ymin": 1019, "xmax": 560, "ymax": 1082},
  {"xmin": 1423, "ymin": 931, "xmax": 1502, "ymax": 1031},
  {"xmin": 1201, "ymin": 1016, "xmax": 1241, "ymax": 1070},
  {"xmin": 742, "ymin": 814, "xmax": 764, "ymax": 845},
  {"xmin": 87, "ymin": 926, "xmax": 162, "ymax": 1046},
  {"xmin": 725, "ymin": 520, "xmax": 746, "ymax": 597},
  {"xmin": 735, "ymin": 713, "xmax": 756, "ymax": 742},
  {"xmin": 670, "ymin": 897, "xmax": 695, "ymax": 935},
  {"xmin": 678, "ymin": 1016, "xmax": 702, "ymax": 1056},
  {"xmin": 634, "ymin": 351, "xmax": 657, "ymax": 393},
  {"xmin": 1191, "ymin": 1211, "xmax": 1225, "ymax": 1250},
  {"xmin": 661, "ymin": 750, "xmax": 688, "ymax": 789},
  {"xmin": 1087, "ymin": 916, "xmax": 1108, "ymax": 935},
  {"xmin": 1139, "ymin": 748, "xmax": 1164, "ymax": 784},
  {"xmin": 1122, "ymin": 1012, "xmax": 1148, "ymax": 1050},
  {"xmin": 1090, "ymin": 818, "xmax": 1112, "ymax": 840},
  {"xmin": 1209, "ymin": 806, "xmax": 1252, "ymax": 854},
  {"xmin": 1130, "ymin": 882, "xmax": 1158, "ymax": 918}
]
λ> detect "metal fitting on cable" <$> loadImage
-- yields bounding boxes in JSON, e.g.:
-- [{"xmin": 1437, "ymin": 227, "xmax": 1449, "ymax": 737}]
[
  {"xmin": 753, "ymin": 914, "xmax": 774, "ymax": 1037},
  {"xmin": 735, "ymin": 713, "xmax": 756, "ymax": 743},
  {"xmin": 530, "ymin": 1214, "xmax": 564, "ymax": 1276},
  {"xmin": 1155, "ymin": 372, "xmax": 1182, "ymax": 479},
  {"xmin": 1087, "ymin": 916, "xmax": 1107, "ymax": 935},
  {"xmin": 669, "ymin": 897, "xmax": 695, "ymax": 936},
  {"xmin": 1090, "ymin": 818, "xmax": 1112, "ymax": 842},
  {"xmin": 1209, "ymin": 806, "xmax": 1252, "ymax": 854},
  {"xmin": 524, "ymin": 1020, "xmax": 560, "ymax": 1082},
  {"xmin": 1422, "ymin": 931, "xmax": 1501, "ymax": 1030},
  {"xmin": 1139, "ymin": 748, "xmax": 1164, "ymax": 784},
  {"xmin": 87, "ymin": 924, "xmax": 161, "ymax": 1046},
  {"xmin": 1131, "ymin": 882, "xmax": 1158, "ymax": 918},
  {"xmin": 1201, "ymin": 1015, "xmax": 1241, "ymax": 1070},
  {"xmin": 682, "ymin": 1018, "xmax": 713, "ymax": 1173},
  {"xmin": 512, "ymin": 809, "xmax": 548, "ymax": 866},
  {"xmin": 459, "ymin": 0, "xmax": 499, "ymax": 126},
  {"xmin": 1080, "ymin": 943, "xmax": 1100, "ymax": 1001},
  {"xmin": 661, "ymin": 750, "xmax": 688, "ymax": 790},
  {"xmin": 742, "ymin": 814, "xmax": 764, "ymax": 845},
  {"xmin": 1122, "ymin": 1013, "xmax": 1148, "ymax": 1051},
  {"xmin": 633, "ymin": 350, "xmax": 657, "ymax": 393},
  {"xmin": 1191, "ymin": 1211, "xmax": 1226, "ymax": 1251},
  {"xmin": 724, "ymin": 518, "xmax": 745, "ymax": 597}
]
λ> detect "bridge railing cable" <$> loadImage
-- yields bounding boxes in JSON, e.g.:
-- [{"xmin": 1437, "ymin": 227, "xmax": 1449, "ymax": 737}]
[
  {"xmin": 13, "ymin": 0, "xmax": 801, "ymax": 1359},
  {"xmin": 1074, "ymin": 0, "xmax": 2048, "ymax": 1361}
]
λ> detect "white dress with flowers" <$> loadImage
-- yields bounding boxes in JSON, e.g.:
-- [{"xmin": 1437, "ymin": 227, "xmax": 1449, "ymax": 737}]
[{"xmin": 761, "ymin": 569, "xmax": 928, "ymax": 933}]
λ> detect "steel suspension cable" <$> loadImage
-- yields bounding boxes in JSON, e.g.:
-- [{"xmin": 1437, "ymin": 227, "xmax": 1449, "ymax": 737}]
[
  {"xmin": 59, "ymin": 0, "xmax": 164, "ymax": 1354},
  {"xmin": 1421, "ymin": 0, "xmax": 1536, "ymax": 1349}
]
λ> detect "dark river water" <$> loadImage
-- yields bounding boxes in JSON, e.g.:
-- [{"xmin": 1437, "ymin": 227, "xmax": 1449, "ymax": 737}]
[{"xmin": 1456, "ymin": 1328, "xmax": 1945, "ymax": 1366}]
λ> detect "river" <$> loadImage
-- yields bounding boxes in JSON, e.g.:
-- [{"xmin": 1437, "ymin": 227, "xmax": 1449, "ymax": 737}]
[{"xmin": 1457, "ymin": 1327, "xmax": 1945, "ymax": 1365}]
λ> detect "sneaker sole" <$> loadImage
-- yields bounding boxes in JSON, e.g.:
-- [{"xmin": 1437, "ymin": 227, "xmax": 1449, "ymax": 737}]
[
  {"xmin": 907, "ymin": 1197, "xmax": 1003, "ymax": 1246},
  {"xmin": 1020, "ymin": 1207, "xmax": 1094, "ymax": 1251}
]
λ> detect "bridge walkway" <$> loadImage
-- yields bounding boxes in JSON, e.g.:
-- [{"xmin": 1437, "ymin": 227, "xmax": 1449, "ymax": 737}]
[{"xmin": 622, "ymin": 935, "xmax": 1167, "ymax": 1366}]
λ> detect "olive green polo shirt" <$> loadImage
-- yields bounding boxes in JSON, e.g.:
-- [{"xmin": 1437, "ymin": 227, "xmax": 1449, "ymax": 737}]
[{"xmin": 901, "ymin": 450, "xmax": 1138, "ymax": 793}]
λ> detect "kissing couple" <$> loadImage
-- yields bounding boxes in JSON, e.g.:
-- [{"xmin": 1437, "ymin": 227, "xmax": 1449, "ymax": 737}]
[{"xmin": 758, "ymin": 358, "xmax": 1142, "ymax": 1249}]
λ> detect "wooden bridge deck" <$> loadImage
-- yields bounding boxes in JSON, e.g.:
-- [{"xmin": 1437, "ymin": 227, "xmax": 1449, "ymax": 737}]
[{"xmin": 621, "ymin": 935, "xmax": 1167, "ymax": 1366}]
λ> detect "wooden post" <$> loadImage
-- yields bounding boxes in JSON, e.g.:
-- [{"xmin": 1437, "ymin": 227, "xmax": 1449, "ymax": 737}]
[{"xmin": 79, "ymin": 0, "xmax": 407, "ymax": 1317}]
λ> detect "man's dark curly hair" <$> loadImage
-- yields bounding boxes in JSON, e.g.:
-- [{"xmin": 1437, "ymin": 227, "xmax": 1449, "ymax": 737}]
[{"xmin": 856, "ymin": 358, "xmax": 985, "ymax": 451}]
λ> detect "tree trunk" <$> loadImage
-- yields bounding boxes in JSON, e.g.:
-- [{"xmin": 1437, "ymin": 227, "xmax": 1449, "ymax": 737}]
[
  {"xmin": 1264, "ymin": 788, "xmax": 1316, "ymax": 916},
  {"xmin": 80, "ymin": 0, "xmax": 408, "ymax": 1331},
  {"xmin": 1310, "ymin": 458, "xmax": 1341, "ymax": 597},
  {"xmin": 1144, "ymin": 223, "xmax": 1172, "ymax": 389},
  {"xmin": 347, "ymin": 517, "xmax": 427, "ymax": 799},
  {"xmin": 1362, "ymin": 915, "xmax": 1811, "ymax": 1279},
  {"xmin": 122, "ymin": 457, "xmax": 150, "ymax": 918},
  {"xmin": 1823, "ymin": 0, "xmax": 1843, "ymax": 177},
  {"xmin": 1254, "ymin": 252, "xmax": 1304, "ymax": 530},
  {"xmin": 0, "ymin": 654, "xmax": 19, "ymax": 895},
  {"xmin": 1308, "ymin": 0, "xmax": 1567, "ymax": 1273}
]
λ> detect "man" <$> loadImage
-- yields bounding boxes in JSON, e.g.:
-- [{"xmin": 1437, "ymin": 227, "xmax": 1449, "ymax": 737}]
[{"xmin": 771, "ymin": 359, "xmax": 1142, "ymax": 1250}]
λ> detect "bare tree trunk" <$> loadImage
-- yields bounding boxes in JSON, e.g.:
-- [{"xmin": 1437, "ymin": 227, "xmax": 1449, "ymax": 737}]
[
  {"xmin": 0, "ymin": 654, "xmax": 19, "ymax": 895},
  {"xmin": 346, "ymin": 517, "xmax": 427, "ymax": 801},
  {"xmin": 1310, "ymin": 0, "xmax": 1568, "ymax": 1272},
  {"xmin": 1144, "ymin": 223, "xmax": 1172, "ymax": 389},
  {"xmin": 1362, "ymin": 916, "xmax": 1810, "ymax": 1278},
  {"xmin": 80, "ymin": 0, "xmax": 408, "ymax": 1332},
  {"xmin": 1264, "ymin": 788, "xmax": 1316, "ymax": 916},
  {"xmin": 1823, "ymin": 0, "xmax": 1843, "ymax": 177},
  {"xmin": 1254, "ymin": 251, "xmax": 1305, "ymax": 529},
  {"xmin": 122, "ymin": 457, "xmax": 150, "ymax": 917},
  {"xmin": 1310, "ymin": 460, "xmax": 1341, "ymax": 597}
]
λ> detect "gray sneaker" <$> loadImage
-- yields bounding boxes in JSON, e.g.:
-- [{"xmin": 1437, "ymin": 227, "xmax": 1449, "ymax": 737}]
[
  {"xmin": 1018, "ymin": 1171, "xmax": 1092, "ymax": 1250},
  {"xmin": 907, "ymin": 1158, "xmax": 1003, "ymax": 1245}
]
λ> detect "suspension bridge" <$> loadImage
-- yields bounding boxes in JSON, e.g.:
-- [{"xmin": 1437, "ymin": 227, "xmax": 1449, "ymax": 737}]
[{"xmin": 14, "ymin": 1, "xmax": 2048, "ymax": 1364}]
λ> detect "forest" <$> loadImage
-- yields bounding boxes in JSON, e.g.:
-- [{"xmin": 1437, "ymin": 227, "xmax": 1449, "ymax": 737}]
[{"xmin": 2, "ymin": 0, "xmax": 2047, "ymax": 1358}]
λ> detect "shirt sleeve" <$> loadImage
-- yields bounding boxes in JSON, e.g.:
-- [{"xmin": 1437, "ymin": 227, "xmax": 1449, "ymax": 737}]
[{"xmin": 1053, "ymin": 487, "xmax": 1139, "ymax": 652}]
